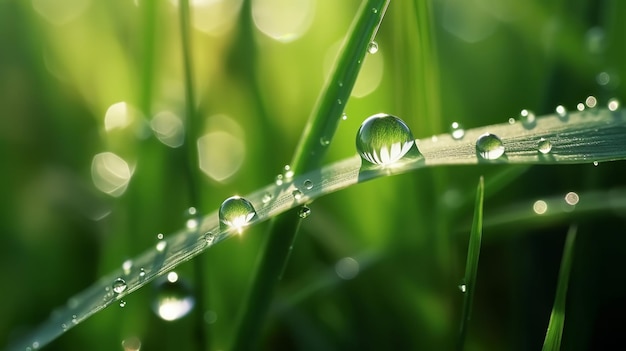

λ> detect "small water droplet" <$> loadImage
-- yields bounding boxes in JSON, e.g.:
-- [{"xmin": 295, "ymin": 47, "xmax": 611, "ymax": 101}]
[
  {"xmin": 450, "ymin": 122, "xmax": 465, "ymax": 140},
  {"xmin": 121, "ymin": 336, "xmax": 142, "ymax": 351},
  {"xmin": 585, "ymin": 96, "xmax": 597, "ymax": 109},
  {"xmin": 537, "ymin": 138, "xmax": 552, "ymax": 154},
  {"xmin": 337, "ymin": 99, "xmax": 342, "ymax": 105},
  {"xmin": 157, "ymin": 233, "xmax": 164, "ymax": 240},
  {"xmin": 519, "ymin": 109, "xmax": 536, "ymax": 127},
  {"xmin": 61, "ymin": 323, "xmax": 68, "ymax": 331},
  {"xmin": 338, "ymin": 81, "xmax": 343, "ymax": 87},
  {"xmin": 533, "ymin": 200, "xmax": 548, "ymax": 215},
  {"xmin": 356, "ymin": 113, "xmax": 416, "ymax": 166},
  {"xmin": 298, "ymin": 206, "xmax": 311, "ymax": 219},
  {"xmin": 593, "ymin": 161, "xmax": 599, "ymax": 167},
  {"xmin": 431, "ymin": 135, "xmax": 438, "ymax": 142},
  {"xmin": 555, "ymin": 105, "xmax": 568, "ymax": 119},
  {"xmin": 152, "ymin": 274, "xmax": 195, "ymax": 321},
  {"xmin": 139, "ymin": 268, "xmax": 146, "ymax": 278},
  {"xmin": 71, "ymin": 315, "xmax": 77, "ymax": 324},
  {"xmin": 112, "ymin": 278, "xmax": 127, "ymax": 294},
  {"xmin": 476, "ymin": 133, "xmax": 505, "ymax": 160},
  {"xmin": 262, "ymin": 192, "xmax": 272, "ymax": 203},
  {"xmin": 508, "ymin": 118, "xmax": 516, "ymax": 125},
  {"xmin": 608, "ymin": 98, "xmax": 620, "ymax": 111},
  {"xmin": 185, "ymin": 207, "xmax": 199, "ymax": 229},
  {"xmin": 303, "ymin": 179, "xmax": 313, "ymax": 190},
  {"xmin": 119, "ymin": 300, "xmax": 126, "ymax": 308},
  {"xmin": 219, "ymin": 196, "xmax": 256, "ymax": 233},
  {"xmin": 283, "ymin": 165, "xmax": 294, "ymax": 180},
  {"xmin": 577, "ymin": 103, "xmax": 585, "ymax": 111},
  {"xmin": 341, "ymin": 113, "xmax": 348, "ymax": 121},
  {"xmin": 32, "ymin": 341, "xmax": 40, "ymax": 349},
  {"xmin": 367, "ymin": 41, "xmax": 379, "ymax": 54},
  {"xmin": 458, "ymin": 283, "xmax": 467, "ymax": 293},
  {"xmin": 292, "ymin": 189, "xmax": 303, "ymax": 201},
  {"xmin": 372, "ymin": 7, "xmax": 378, "ymax": 14},
  {"xmin": 275, "ymin": 174, "xmax": 284, "ymax": 186},
  {"xmin": 565, "ymin": 191, "xmax": 579, "ymax": 205},
  {"xmin": 320, "ymin": 137, "xmax": 330, "ymax": 146},
  {"xmin": 204, "ymin": 232, "xmax": 216, "ymax": 245}
]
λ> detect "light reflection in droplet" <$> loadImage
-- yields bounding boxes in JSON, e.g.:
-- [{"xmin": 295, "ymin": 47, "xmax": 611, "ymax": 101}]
[
  {"xmin": 335, "ymin": 257, "xmax": 360, "ymax": 280},
  {"xmin": 533, "ymin": 200, "xmax": 548, "ymax": 215},
  {"xmin": 91, "ymin": 152, "xmax": 133, "ymax": 197},
  {"xmin": 252, "ymin": 0, "xmax": 315, "ymax": 43},
  {"xmin": 151, "ymin": 111, "xmax": 184, "ymax": 148}
]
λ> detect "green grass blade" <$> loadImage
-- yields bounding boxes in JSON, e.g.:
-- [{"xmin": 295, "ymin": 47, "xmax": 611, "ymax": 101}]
[
  {"xmin": 542, "ymin": 225, "xmax": 577, "ymax": 351},
  {"xmin": 11, "ymin": 107, "xmax": 626, "ymax": 350},
  {"xmin": 231, "ymin": 1, "xmax": 390, "ymax": 349},
  {"xmin": 458, "ymin": 176, "xmax": 484, "ymax": 350}
]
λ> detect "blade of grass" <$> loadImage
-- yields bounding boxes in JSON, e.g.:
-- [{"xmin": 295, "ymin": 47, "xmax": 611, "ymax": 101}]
[
  {"xmin": 458, "ymin": 176, "xmax": 484, "ymax": 350},
  {"xmin": 231, "ymin": 1, "xmax": 390, "ymax": 349},
  {"xmin": 11, "ymin": 107, "xmax": 626, "ymax": 350},
  {"xmin": 542, "ymin": 225, "xmax": 577, "ymax": 351}
]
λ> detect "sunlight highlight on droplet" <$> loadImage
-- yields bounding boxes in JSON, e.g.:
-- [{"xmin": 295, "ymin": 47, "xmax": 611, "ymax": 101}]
[
  {"xmin": 91, "ymin": 152, "xmax": 132, "ymax": 197},
  {"xmin": 151, "ymin": 111, "xmax": 184, "ymax": 148},
  {"xmin": 252, "ymin": 0, "xmax": 315, "ymax": 43},
  {"xmin": 533, "ymin": 200, "xmax": 548, "ymax": 215}
]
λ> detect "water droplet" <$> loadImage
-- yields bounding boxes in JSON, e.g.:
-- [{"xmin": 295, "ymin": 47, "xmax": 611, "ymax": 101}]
[
  {"xmin": 519, "ymin": 109, "xmax": 536, "ymax": 127},
  {"xmin": 204, "ymin": 232, "xmax": 216, "ymax": 245},
  {"xmin": 356, "ymin": 113, "xmax": 415, "ymax": 166},
  {"xmin": 458, "ymin": 283, "xmax": 467, "ymax": 293},
  {"xmin": 303, "ymin": 179, "xmax": 313, "ymax": 190},
  {"xmin": 185, "ymin": 207, "xmax": 199, "ymax": 229},
  {"xmin": 112, "ymin": 278, "xmax": 127, "ymax": 294},
  {"xmin": 564, "ymin": 191, "xmax": 579, "ymax": 205},
  {"xmin": 450, "ymin": 122, "xmax": 465, "ymax": 140},
  {"xmin": 219, "ymin": 196, "xmax": 256, "ymax": 233},
  {"xmin": 341, "ymin": 113, "xmax": 348, "ymax": 121},
  {"xmin": 156, "ymin": 233, "xmax": 164, "ymax": 240},
  {"xmin": 71, "ymin": 315, "xmax": 77, "ymax": 324},
  {"xmin": 32, "ymin": 341, "xmax": 40, "ymax": 349},
  {"xmin": 320, "ymin": 137, "xmax": 330, "ymax": 146},
  {"xmin": 337, "ymin": 99, "xmax": 342, "ymax": 105},
  {"xmin": 298, "ymin": 206, "xmax": 311, "ymax": 219},
  {"xmin": 119, "ymin": 300, "xmax": 127, "ymax": 308},
  {"xmin": 476, "ymin": 133, "xmax": 505, "ymax": 160},
  {"xmin": 283, "ymin": 165, "xmax": 294, "ymax": 180},
  {"xmin": 585, "ymin": 96, "xmax": 597, "ymax": 109},
  {"xmin": 372, "ymin": 7, "xmax": 378, "ymax": 14},
  {"xmin": 292, "ymin": 189, "xmax": 303, "ymax": 201},
  {"xmin": 262, "ymin": 192, "xmax": 272, "ymax": 203},
  {"xmin": 508, "ymin": 118, "xmax": 516, "ymax": 125},
  {"xmin": 608, "ymin": 98, "xmax": 620, "ymax": 111},
  {"xmin": 537, "ymin": 138, "xmax": 552, "ymax": 154},
  {"xmin": 367, "ymin": 41, "xmax": 379, "ymax": 54},
  {"xmin": 593, "ymin": 161, "xmax": 599, "ymax": 167},
  {"xmin": 533, "ymin": 200, "xmax": 548, "ymax": 215},
  {"xmin": 275, "ymin": 174, "xmax": 284, "ymax": 186},
  {"xmin": 555, "ymin": 105, "xmax": 568, "ymax": 119},
  {"xmin": 121, "ymin": 336, "xmax": 142, "ymax": 351},
  {"xmin": 577, "ymin": 103, "xmax": 585, "ymax": 111},
  {"xmin": 152, "ymin": 273, "xmax": 195, "ymax": 321},
  {"xmin": 431, "ymin": 135, "xmax": 439, "ymax": 142},
  {"xmin": 139, "ymin": 268, "xmax": 146, "ymax": 278}
]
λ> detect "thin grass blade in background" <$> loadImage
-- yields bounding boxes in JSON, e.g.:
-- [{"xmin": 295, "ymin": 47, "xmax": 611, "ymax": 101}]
[
  {"xmin": 542, "ymin": 225, "xmax": 577, "ymax": 351},
  {"xmin": 458, "ymin": 176, "xmax": 484, "ymax": 350}
]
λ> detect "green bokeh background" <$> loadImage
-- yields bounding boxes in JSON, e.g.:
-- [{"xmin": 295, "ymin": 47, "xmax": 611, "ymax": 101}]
[{"xmin": 1, "ymin": 0, "xmax": 625, "ymax": 350}]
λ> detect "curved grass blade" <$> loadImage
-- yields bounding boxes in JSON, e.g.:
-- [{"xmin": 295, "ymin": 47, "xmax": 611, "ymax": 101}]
[
  {"xmin": 458, "ymin": 177, "xmax": 484, "ymax": 350},
  {"xmin": 542, "ymin": 225, "xmax": 577, "ymax": 351},
  {"xmin": 9, "ymin": 107, "xmax": 626, "ymax": 350}
]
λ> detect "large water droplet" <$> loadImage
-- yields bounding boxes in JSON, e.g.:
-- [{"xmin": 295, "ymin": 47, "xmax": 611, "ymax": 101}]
[
  {"xmin": 356, "ymin": 113, "xmax": 415, "ymax": 166},
  {"xmin": 537, "ymin": 138, "xmax": 552, "ymax": 154},
  {"xmin": 367, "ymin": 41, "xmax": 379, "ymax": 54},
  {"xmin": 112, "ymin": 278, "xmax": 127, "ymax": 294},
  {"xmin": 152, "ymin": 272, "xmax": 195, "ymax": 322},
  {"xmin": 476, "ymin": 133, "xmax": 505, "ymax": 160},
  {"xmin": 219, "ymin": 196, "xmax": 256, "ymax": 233},
  {"xmin": 450, "ymin": 122, "xmax": 465, "ymax": 140}
]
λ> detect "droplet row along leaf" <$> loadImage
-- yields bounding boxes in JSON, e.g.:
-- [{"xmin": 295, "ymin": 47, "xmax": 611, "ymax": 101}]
[{"xmin": 11, "ymin": 107, "xmax": 626, "ymax": 350}]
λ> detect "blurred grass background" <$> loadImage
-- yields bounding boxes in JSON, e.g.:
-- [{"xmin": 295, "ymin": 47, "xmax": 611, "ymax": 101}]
[{"xmin": 1, "ymin": 0, "xmax": 625, "ymax": 350}]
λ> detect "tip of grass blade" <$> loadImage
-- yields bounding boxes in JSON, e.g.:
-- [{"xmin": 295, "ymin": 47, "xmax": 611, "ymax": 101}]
[
  {"xmin": 458, "ymin": 176, "xmax": 484, "ymax": 350},
  {"xmin": 542, "ymin": 225, "xmax": 577, "ymax": 351}
]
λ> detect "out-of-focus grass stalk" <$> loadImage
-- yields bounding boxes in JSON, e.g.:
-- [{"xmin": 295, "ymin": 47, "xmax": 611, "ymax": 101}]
[
  {"xmin": 458, "ymin": 176, "xmax": 484, "ymax": 350},
  {"xmin": 542, "ymin": 226, "xmax": 577, "ymax": 351},
  {"xmin": 231, "ymin": 1, "xmax": 390, "ymax": 349}
]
